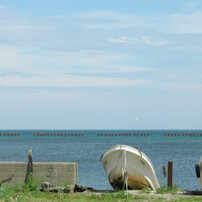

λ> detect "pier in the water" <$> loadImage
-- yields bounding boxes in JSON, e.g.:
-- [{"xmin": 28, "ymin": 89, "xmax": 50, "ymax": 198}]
[
  {"xmin": 0, "ymin": 133, "xmax": 19, "ymax": 136},
  {"xmin": 1, "ymin": 132, "xmax": 202, "ymax": 137},
  {"xmin": 164, "ymin": 133, "xmax": 201, "ymax": 137},
  {"xmin": 33, "ymin": 133, "xmax": 83, "ymax": 137},
  {"xmin": 98, "ymin": 133, "xmax": 149, "ymax": 136}
]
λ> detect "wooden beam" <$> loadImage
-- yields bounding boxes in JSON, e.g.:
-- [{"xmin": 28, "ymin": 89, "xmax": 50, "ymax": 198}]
[
  {"xmin": 28, "ymin": 149, "xmax": 33, "ymax": 173},
  {"xmin": 167, "ymin": 161, "xmax": 173, "ymax": 187}
]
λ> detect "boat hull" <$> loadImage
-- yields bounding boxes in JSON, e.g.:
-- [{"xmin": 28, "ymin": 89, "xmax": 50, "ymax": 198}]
[
  {"xmin": 101, "ymin": 145, "xmax": 160, "ymax": 191},
  {"xmin": 199, "ymin": 156, "xmax": 202, "ymax": 188}
]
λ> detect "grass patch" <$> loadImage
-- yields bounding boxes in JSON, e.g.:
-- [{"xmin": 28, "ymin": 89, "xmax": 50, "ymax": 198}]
[
  {"xmin": 0, "ymin": 187, "xmax": 202, "ymax": 202},
  {"xmin": 1, "ymin": 178, "xmax": 202, "ymax": 202},
  {"xmin": 156, "ymin": 183, "xmax": 180, "ymax": 194},
  {"xmin": 0, "ymin": 172, "xmax": 44, "ymax": 200},
  {"xmin": 138, "ymin": 188, "xmax": 152, "ymax": 194},
  {"xmin": 59, "ymin": 181, "xmax": 71, "ymax": 187},
  {"xmin": 25, "ymin": 172, "xmax": 44, "ymax": 191}
]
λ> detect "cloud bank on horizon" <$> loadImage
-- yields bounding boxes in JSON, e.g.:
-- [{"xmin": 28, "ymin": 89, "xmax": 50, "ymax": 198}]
[{"xmin": 0, "ymin": 0, "xmax": 202, "ymax": 129}]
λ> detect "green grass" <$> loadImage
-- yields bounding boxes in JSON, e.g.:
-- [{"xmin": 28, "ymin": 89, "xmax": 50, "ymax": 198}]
[
  {"xmin": 138, "ymin": 188, "xmax": 152, "ymax": 194},
  {"xmin": 0, "ymin": 177, "xmax": 202, "ymax": 202},
  {"xmin": 0, "ymin": 187, "xmax": 202, "ymax": 202},
  {"xmin": 59, "ymin": 181, "xmax": 71, "ymax": 187},
  {"xmin": 156, "ymin": 183, "xmax": 180, "ymax": 194}
]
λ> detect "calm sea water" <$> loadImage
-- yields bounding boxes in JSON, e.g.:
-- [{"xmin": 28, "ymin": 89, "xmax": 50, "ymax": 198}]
[{"xmin": 0, "ymin": 130, "xmax": 202, "ymax": 191}]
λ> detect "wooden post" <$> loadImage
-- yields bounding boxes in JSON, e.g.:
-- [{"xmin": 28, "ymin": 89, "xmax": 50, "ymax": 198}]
[
  {"xmin": 28, "ymin": 149, "xmax": 33, "ymax": 173},
  {"xmin": 167, "ymin": 161, "xmax": 173, "ymax": 187}
]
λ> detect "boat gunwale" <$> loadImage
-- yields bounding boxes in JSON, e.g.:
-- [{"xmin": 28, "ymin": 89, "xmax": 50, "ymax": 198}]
[{"xmin": 101, "ymin": 145, "xmax": 155, "ymax": 172}]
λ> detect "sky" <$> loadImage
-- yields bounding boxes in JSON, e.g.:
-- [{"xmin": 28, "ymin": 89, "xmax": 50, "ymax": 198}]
[{"xmin": 0, "ymin": 0, "xmax": 202, "ymax": 130}]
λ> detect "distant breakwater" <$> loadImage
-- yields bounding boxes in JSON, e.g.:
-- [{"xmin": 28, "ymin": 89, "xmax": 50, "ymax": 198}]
[
  {"xmin": 1, "ymin": 132, "xmax": 202, "ymax": 137},
  {"xmin": 0, "ymin": 133, "xmax": 19, "ymax": 136}
]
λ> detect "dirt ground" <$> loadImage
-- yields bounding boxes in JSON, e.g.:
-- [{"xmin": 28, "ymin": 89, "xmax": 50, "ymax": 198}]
[{"xmin": 72, "ymin": 189, "xmax": 202, "ymax": 201}]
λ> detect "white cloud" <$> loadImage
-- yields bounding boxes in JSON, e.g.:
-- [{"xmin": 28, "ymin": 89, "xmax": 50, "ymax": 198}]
[
  {"xmin": 107, "ymin": 36, "xmax": 140, "ymax": 44},
  {"xmin": 141, "ymin": 36, "xmax": 169, "ymax": 46},
  {"xmin": 80, "ymin": 10, "xmax": 202, "ymax": 34},
  {"xmin": 0, "ymin": 73, "xmax": 154, "ymax": 88},
  {"xmin": 0, "ymin": 6, "xmax": 202, "ymax": 94},
  {"xmin": 162, "ymin": 12, "xmax": 202, "ymax": 34},
  {"xmin": 107, "ymin": 35, "xmax": 169, "ymax": 46}
]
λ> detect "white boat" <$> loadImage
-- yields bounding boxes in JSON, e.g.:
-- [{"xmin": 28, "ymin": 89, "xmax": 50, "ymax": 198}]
[
  {"xmin": 101, "ymin": 145, "xmax": 160, "ymax": 191},
  {"xmin": 195, "ymin": 156, "xmax": 202, "ymax": 188}
]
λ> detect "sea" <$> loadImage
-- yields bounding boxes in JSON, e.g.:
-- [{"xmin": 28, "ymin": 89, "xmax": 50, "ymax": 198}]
[{"xmin": 0, "ymin": 129, "xmax": 202, "ymax": 191}]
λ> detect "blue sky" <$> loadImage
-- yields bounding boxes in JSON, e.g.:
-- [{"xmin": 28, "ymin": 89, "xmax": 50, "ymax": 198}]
[{"xmin": 0, "ymin": 0, "xmax": 202, "ymax": 129}]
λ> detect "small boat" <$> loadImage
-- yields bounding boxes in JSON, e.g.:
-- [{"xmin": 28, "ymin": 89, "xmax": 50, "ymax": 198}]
[
  {"xmin": 195, "ymin": 156, "xmax": 202, "ymax": 188},
  {"xmin": 101, "ymin": 145, "xmax": 160, "ymax": 191}
]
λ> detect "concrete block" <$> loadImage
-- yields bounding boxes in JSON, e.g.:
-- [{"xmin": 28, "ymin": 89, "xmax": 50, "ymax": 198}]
[{"xmin": 0, "ymin": 162, "xmax": 77, "ymax": 185}]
